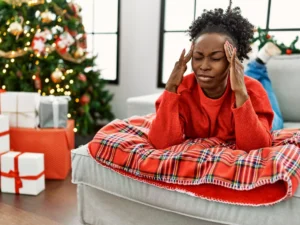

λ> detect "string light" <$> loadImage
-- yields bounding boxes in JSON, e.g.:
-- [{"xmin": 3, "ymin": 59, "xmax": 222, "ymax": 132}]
[
  {"xmin": 50, "ymin": 89, "xmax": 55, "ymax": 94},
  {"xmin": 42, "ymin": 92, "xmax": 46, "ymax": 96},
  {"xmin": 57, "ymin": 17, "xmax": 62, "ymax": 22},
  {"xmin": 5, "ymin": 64, "xmax": 9, "ymax": 68},
  {"xmin": 36, "ymin": 53, "xmax": 41, "ymax": 57},
  {"xmin": 73, "ymin": 128, "xmax": 78, "ymax": 133},
  {"xmin": 6, "ymin": 21, "xmax": 10, "ymax": 25},
  {"xmin": 2, "ymin": 85, "xmax": 6, "ymax": 89},
  {"xmin": 38, "ymin": 90, "xmax": 41, "ymax": 94},
  {"xmin": 32, "ymin": 75, "xmax": 36, "ymax": 80},
  {"xmin": 30, "ymin": 54, "xmax": 34, "ymax": 57},
  {"xmin": 26, "ymin": 21, "xmax": 30, "ymax": 24},
  {"xmin": 67, "ymin": 113, "xmax": 71, "ymax": 118},
  {"xmin": 2, "ymin": 69, "xmax": 7, "ymax": 73},
  {"xmin": 26, "ymin": 42, "xmax": 31, "ymax": 46},
  {"xmin": 26, "ymin": 33, "xmax": 30, "ymax": 37},
  {"xmin": 3, "ymin": 32, "xmax": 6, "ymax": 36},
  {"xmin": 0, "ymin": 38, "xmax": 2, "ymax": 43},
  {"xmin": 30, "ymin": 28, "xmax": 35, "ymax": 32},
  {"xmin": 56, "ymin": 84, "xmax": 60, "ymax": 88},
  {"xmin": 35, "ymin": 60, "xmax": 39, "ymax": 65},
  {"xmin": 24, "ymin": 47, "xmax": 28, "ymax": 51},
  {"xmin": 61, "ymin": 76, "xmax": 65, "ymax": 80},
  {"xmin": 65, "ymin": 85, "xmax": 69, "ymax": 89},
  {"xmin": 75, "ymin": 98, "xmax": 79, "ymax": 103},
  {"xmin": 45, "ymin": 78, "xmax": 49, "ymax": 83},
  {"xmin": 70, "ymin": 80, "xmax": 74, "ymax": 84},
  {"xmin": 11, "ymin": 59, "xmax": 15, "ymax": 63},
  {"xmin": 60, "ymin": 88, "xmax": 64, "ymax": 92},
  {"xmin": 52, "ymin": 43, "xmax": 56, "ymax": 47}
]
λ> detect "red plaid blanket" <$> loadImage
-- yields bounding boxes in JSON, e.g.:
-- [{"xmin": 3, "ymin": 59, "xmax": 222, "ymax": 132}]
[{"xmin": 88, "ymin": 114, "xmax": 300, "ymax": 206}]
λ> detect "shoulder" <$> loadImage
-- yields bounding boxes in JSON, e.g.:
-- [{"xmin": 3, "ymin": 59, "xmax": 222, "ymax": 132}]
[{"xmin": 244, "ymin": 75, "xmax": 267, "ymax": 97}]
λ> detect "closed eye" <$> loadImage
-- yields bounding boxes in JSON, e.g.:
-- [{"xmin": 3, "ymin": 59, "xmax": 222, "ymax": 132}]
[{"xmin": 211, "ymin": 57, "xmax": 224, "ymax": 61}]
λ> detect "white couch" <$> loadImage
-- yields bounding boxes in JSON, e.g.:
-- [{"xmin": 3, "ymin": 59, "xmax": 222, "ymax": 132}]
[{"xmin": 72, "ymin": 55, "xmax": 300, "ymax": 225}]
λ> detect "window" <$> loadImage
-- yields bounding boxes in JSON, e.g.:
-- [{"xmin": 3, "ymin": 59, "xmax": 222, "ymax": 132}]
[
  {"xmin": 158, "ymin": 0, "xmax": 300, "ymax": 87},
  {"xmin": 77, "ymin": 0, "xmax": 120, "ymax": 84}
]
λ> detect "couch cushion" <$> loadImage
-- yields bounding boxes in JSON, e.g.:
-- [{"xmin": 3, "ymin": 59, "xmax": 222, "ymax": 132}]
[{"xmin": 268, "ymin": 55, "xmax": 300, "ymax": 122}]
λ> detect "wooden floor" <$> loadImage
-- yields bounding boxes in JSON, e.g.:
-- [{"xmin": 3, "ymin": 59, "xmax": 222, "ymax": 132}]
[{"xmin": 0, "ymin": 172, "xmax": 81, "ymax": 225}]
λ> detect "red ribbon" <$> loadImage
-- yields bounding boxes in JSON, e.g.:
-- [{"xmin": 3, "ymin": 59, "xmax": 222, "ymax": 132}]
[
  {"xmin": 0, "ymin": 130, "xmax": 9, "ymax": 137},
  {"xmin": 0, "ymin": 152, "xmax": 45, "ymax": 194}
]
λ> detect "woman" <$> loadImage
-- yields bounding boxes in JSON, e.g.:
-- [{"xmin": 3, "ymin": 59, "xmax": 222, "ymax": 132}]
[{"xmin": 148, "ymin": 4, "xmax": 274, "ymax": 151}]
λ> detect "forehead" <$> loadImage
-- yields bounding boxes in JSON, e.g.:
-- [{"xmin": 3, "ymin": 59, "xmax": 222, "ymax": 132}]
[{"xmin": 194, "ymin": 33, "xmax": 227, "ymax": 51}]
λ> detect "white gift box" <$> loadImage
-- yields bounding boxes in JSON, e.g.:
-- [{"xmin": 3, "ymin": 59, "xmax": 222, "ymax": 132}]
[
  {"xmin": 0, "ymin": 92, "xmax": 40, "ymax": 128},
  {"xmin": 1, "ymin": 151, "xmax": 45, "ymax": 195},
  {"xmin": 0, "ymin": 115, "xmax": 9, "ymax": 153}
]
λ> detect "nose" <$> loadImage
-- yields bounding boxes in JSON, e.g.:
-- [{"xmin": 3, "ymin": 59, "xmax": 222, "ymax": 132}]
[{"xmin": 200, "ymin": 58, "xmax": 211, "ymax": 71}]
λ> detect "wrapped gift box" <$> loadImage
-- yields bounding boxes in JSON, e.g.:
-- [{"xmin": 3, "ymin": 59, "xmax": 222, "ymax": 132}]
[
  {"xmin": 39, "ymin": 95, "xmax": 70, "ymax": 128},
  {"xmin": 1, "ymin": 151, "xmax": 45, "ymax": 195},
  {"xmin": 10, "ymin": 120, "xmax": 74, "ymax": 179},
  {"xmin": 0, "ymin": 115, "xmax": 9, "ymax": 153},
  {"xmin": 0, "ymin": 92, "xmax": 40, "ymax": 128}
]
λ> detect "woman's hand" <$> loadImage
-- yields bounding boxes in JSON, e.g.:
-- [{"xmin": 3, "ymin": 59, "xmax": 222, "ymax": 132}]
[
  {"xmin": 224, "ymin": 41, "xmax": 248, "ymax": 107},
  {"xmin": 165, "ymin": 45, "xmax": 194, "ymax": 93}
]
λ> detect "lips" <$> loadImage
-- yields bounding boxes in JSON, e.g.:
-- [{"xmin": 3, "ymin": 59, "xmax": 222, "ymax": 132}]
[
  {"xmin": 197, "ymin": 74, "xmax": 214, "ymax": 78},
  {"xmin": 196, "ymin": 74, "xmax": 214, "ymax": 82}
]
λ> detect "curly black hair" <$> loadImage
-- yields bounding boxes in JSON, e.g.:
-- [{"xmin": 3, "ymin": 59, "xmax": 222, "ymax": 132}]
[{"xmin": 187, "ymin": 1, "xmax": 254, "ymax": 61}]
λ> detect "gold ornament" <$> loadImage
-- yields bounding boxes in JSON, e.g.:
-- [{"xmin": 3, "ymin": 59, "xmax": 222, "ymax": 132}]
[
  {"xmin": 9, "ymin": 21, "xmax": 23, "ymax": 36},
  {"xmin": 51, "ymin": 68, "xmax": 63, "ymax": 83},
  {"xmin": 3, "ymin": 0, "xmax": 44, "ymax": 6},
  {"xmin": 41, "ymin": 10, "xmax": 55, "ymax": 23},
  {"xmin": 74, "ymin": 47, "xmax": 85, "ymax": 58}
]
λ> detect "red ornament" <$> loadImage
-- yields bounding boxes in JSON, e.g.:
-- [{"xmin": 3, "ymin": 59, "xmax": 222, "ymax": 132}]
[
  {"xmin": 0, "ymin": 89, "xmax": 6, "ymax": 93},
  {"xmin": 34, "ymin": 75, "xmax": 42, "ymax": 90},
  {"xmin": 78, "ymin": 73, "xmax": 87, "ymax": 82},
  {"xmin": 80, "ymin": 94, "xmax": 90, "ymax": 105},
  {"xmin": 286, "ymin": 49, "xmax": 292, "ymax": 55},
  {"xmin": 266, "ymin": 34, "xmax": 271, "ymax": 39}
]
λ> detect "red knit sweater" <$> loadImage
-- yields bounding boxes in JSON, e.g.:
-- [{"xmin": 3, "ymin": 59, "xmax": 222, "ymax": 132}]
[{"xmin": 148, "ymin": 73, "xmax": 274, "ymax": 152}]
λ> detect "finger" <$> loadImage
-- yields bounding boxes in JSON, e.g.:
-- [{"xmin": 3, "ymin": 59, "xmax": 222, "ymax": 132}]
[
  {"xmin": 184, "ymin": 43, "xmax": 194, "ymax": 63},
  {"xmin": 179, "ymin": 49, "xmax": 186, "ymax": 63},
  {"xmin": 224, "ymin": 42, "xmax": 231, "ymax": 62},
  {"xmin": 231, "ymin": 48, "xmax": 236, "ymax": 69}
]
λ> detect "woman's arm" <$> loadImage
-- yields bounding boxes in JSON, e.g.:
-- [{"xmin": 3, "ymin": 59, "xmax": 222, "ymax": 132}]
[
  {"xmin": 148, "ymin": 91, "xmax": 186, "ymax": 149},
  {"xmin": 232, "ymin": 93, "xmax": 273, "ymax": 151}
]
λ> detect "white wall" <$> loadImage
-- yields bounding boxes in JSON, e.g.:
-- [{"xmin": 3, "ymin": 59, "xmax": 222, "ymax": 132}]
[{"xmin": 106, "ymin": 0, "xmax": 163, "ymax": 119}]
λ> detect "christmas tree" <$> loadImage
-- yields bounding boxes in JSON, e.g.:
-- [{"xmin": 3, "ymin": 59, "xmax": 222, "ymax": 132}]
[{"xmin": 0, "ymin": 0, "xmax": 114, "ymax": 135}]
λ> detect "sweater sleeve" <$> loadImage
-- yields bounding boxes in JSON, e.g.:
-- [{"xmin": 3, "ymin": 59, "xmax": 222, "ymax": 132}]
[
  {"xmin": 232, "ymin": 92, "xmax": 273, "ymax": 152},
  {"xmin": 148, "ymin": 90, "xmax": 186, "ymax": 149}
]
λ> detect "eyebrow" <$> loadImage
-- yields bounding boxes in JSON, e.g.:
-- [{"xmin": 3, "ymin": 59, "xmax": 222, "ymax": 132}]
[{"xmin": 194, "ymin": 50, "xmax": 224, "ymax": 55}]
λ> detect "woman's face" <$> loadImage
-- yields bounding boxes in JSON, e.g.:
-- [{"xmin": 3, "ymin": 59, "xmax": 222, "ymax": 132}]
[{"xmin": 192, "ymin": 33, "xmax": 231, "ymax": 95}]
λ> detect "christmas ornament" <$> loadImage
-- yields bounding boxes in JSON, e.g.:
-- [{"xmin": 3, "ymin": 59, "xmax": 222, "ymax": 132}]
[
  {"xmin": 286, "ymin": 49, "xmax": 292, "ymax": 55},
  {"xmin": 9, "ymin": 21, "xmax": 23, "ymax": 36},
  {"xmin": 78, "ymin": 73, "xmax": 86, "ymax": 82},
  {"xmin": 55, "ymin": 31, "xmax": 75, "ymax": 54},
  {"xmin": 80, "ymin": 94, "xmax": 90, "ymax": 105},
  {"xmin": 74, "ymin": 47, "xmax": 85, "ymax": 58},
  {"xmin": 266, "ymin": 34, "xmax": 271, "ymax": 39},
  {"xmin": 41, "ymin": 10, "xmax": 56, "ymax": 23},
  {"xmin": 32, "ymin": 29, "xmax": 52, "ymax": 53},
  {"xmin": 51, "ymin": 68, "xmax": 63, "ymax": 83},
  {"xmin": 69, "ymin": 2, "xmax": 82, "ymax": 17},
  {"xmin": 34, "ymin": 75, "xmax": 42, "ymax": 89}
]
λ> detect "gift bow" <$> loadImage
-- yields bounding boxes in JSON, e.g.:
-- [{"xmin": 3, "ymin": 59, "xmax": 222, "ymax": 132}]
[
  {"xmin": 0, "ymin": 130, "xmax": 9, "ymax": 137},
  {"xmin": 0, "ymin": 152, "xmax": 45, "ymax": 194}
]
